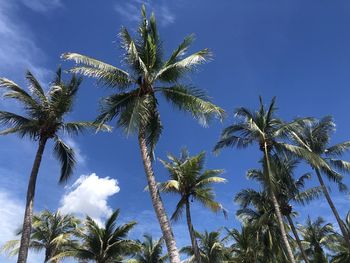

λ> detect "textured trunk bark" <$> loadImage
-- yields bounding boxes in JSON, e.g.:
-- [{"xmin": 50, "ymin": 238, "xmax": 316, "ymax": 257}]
[
  {"xmin": 286, "ymin": 215, "xmax": 309, "ymax": 263},
  {"xmin": 17, "ymin": 137, "xmax": 47, "ymax": 263},
  {"xmin": 315, "ymin": 168, "xmax": 350, "ymax": 251},
  {"xmin": 263, "ymin": 143, "xmax": 296, "ymax": 263},
  {"xmin": 185, "ymin": 200, "xmax": 202, "ymax": 263},
  {"xmin": 138, "ymin": 130, "xmax": 180, "ymax": 263}
]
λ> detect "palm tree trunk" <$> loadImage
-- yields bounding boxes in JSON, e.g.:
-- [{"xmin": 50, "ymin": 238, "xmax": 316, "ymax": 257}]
[
  {"xmin": 263, "ymin": 143, "xmax": 296, "ymax": 263},
  {"xmin": 185, "ymin": 200, "xmax": 202, "ymax": 263},
  {"xmin": 315, "ymin": 168, "xmax": 350, "ymax": 251},
  {"xmin": 286, "ymin": 215, "xmax": 309, "ymax": 263},
  {"xmin": 17, "ymin": 137, "xmax": 47, "ymax": 263},
  {"xmin": 138, "ymin": 129, "xmax": 180, "ymax": 263}
]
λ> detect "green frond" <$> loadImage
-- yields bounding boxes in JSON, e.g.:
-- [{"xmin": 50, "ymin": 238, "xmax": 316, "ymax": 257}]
[
  {"xmin": 329, "ymin": 159, "xmax": 350, "ymax": 173},
  {"xmin": 171, "ymin": 197, "xmax": 187, "ymax": 222},
  {"xmin": 25, "ymin": 70, "xmax": 48, "ymax": 105},
  {"xmin": 156, "ymin": 49, "xmax": 211, "ymax": 82},
  {"xmin": 164, "ymin": 34, "xmax": 195, "ymax": 67},
  {"xmin": 53, "ymin": 136, "xmax": 76, "ymax": 183},
  {"xmin": 0, "ymin": 78, "xmax": 42, "ymax": 114},
  {"xmin": 62, "ymin": 53, "xmax": 131, "ymax": 88},
  {"xmin": 325, "ymin": 141, "xmax": 350, "ymax": 157},
  {"xmin": 96, "ymin": 91, "xmax": 137, "ymax": 126},
  {"xmin": 157, "ymin": 85, "xmax": 224, "ymax": 126},
  {"xmin": 62, "ymin": 121, "xmax": 112, "ymax": 135},
  {"xmin": 159, "ymin": 180, "xmax": 180, "ymax": 192}
]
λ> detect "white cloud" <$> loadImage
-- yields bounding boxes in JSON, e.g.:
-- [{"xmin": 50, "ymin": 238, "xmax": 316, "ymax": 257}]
[
  {"xmin": 21, "ymin": 0, "xmax": 62, "ymax": 13},
  {"xmin": 59, "ymin": 173, "xmax": 120, "ymax": 224},
  {"xmin": 0, "ymin": 1, "xmax": 50, "ymax": 82},
  {"xmin": 114, "ymin": 0, "xmax": 175, "ymax": 27}
]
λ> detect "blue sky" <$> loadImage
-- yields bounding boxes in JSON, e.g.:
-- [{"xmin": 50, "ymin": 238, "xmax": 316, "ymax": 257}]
[{"xmin": 1, "ymin": 0, "xmax": 350, "ymax": 262}]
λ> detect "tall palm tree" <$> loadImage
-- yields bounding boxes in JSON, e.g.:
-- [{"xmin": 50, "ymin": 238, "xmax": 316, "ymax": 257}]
[
  {"xmin": 127, "ymin": 234, "xmax": 167, "ymax": 263},
  {"xmin": 0, "ymin": 69, "xmax": 109, "ymax": 263},
  {"xmin": 1, "ymin": 210, "xmax": 80, "ymax": 262},
  {"xmin": 181, "ymin": 230, "xmax": 230, "ymax": 263},
  {"xmin": 58, "ymin": 209, "xmax": 139, "ymax": 263},
  {"xmin": 298, "ymin": 217, "xmax": 335, "ymax": 263},
  {"xmin": 214, "ymin": 97, "xmax": 313, "ymax": 263},
  {"xmin": 289, "ymin": 116, "xmax": 350, "ymax": 250},
  {"xmin": 62, "ymin": 6, "xmax": 224, "ymax": 263},
  {"xmin": 159, "ymin": 149, "xmax": 226, "ymax": 263}
]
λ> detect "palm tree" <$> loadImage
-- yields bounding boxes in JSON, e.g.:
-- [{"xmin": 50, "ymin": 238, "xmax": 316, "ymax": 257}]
[
  {"xmin": 298, "ymin": 217, "xmax": 335, "ymax": 263},
  {"xmin": 235, "ymin": 189, "xmax": 289, "ymax": 262},
  {"xmin": 127, "ymin": 234, "xmax": 167, "ymax": 263},
  {"xmin": 329, "ymin": 211, "xmax": 350, "ymax": 263},
  {"xmin": 224, "ymin": 226, "xmax": 260, "ymax": 262},
  {"xmin": 62, "ymin": 6, "xmax": 224, "ymax": 263},
  {"xmin": 245, "ymin": 155, "xmax": 322, "ymax": 263},
  {"xmin": 159, "ymin": 149, "xmax": 226, "ymax": 263},
  {"xmin": 214, "ymin": 97, "xmax": 312, "ymax": 263},
  {"xmin": 1, "ymin": 210, "xmax": 80, "ymax": 262},
  {"xmin": 181, "ymin": 230, "xmax": 230, "ymax": 263},
  {"xmin": 289, "ymin": 116, "xmax": 350, "ymax": 250},
  {"xmin": 0, "ymin": 69, "xmax": 109, "ymax": 263},
  {"xmin": 59, "ymin": 209, "xmax": 139, "ymax": 263}
]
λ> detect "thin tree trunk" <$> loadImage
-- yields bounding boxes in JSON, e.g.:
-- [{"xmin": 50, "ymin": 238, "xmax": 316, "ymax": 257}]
[
  {"xmin": 286, "ymin": 215, "xmax": 309, "ymax": 263},
  {"xmin": 315, "ymin": 168, "xmax": 350, "ymax": 251},
  {"xmin": 138, "ymin": 129, "xmax": 180, "ymax": 263},
  {"xmin": 185, "ymin": 200, "xmax": 202, "ymax": 263},
  {"xmin": 17, "ymin": 137, "xmax": 47, "ymax": 263},
  {"xmin": 263, "ymin": 142, "xmax": 296, "ymax": 263}
]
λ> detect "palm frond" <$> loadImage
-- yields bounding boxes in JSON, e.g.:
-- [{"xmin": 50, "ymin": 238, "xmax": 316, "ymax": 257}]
[
  {"xmin": 62, "ymin": 53, "xmax": 131, "ymax": 89},
  {"xmin": 62, "ymin": 121, "xmax": 111, "ymax": 135},
  {"xmin": 157, "ymin": 85, "xmax": 224, "ymax": 126},
  {"xmin": 53, "ymin": 136, "xmax": 76, "ymax": 183}
]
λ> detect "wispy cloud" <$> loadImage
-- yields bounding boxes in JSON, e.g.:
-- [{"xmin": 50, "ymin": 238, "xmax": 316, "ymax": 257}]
[
  {"xmin": 59, "ymin": 173, "xmax": 120, "ymax": 224},
  {"xmin": 0, "ymin": 1, "xmax": 50, "ymax": 82},
  {"xmin": 20, "ymin": 0, "xmax": 62, "ymax": 13},
  {"xmin": 114, "ymin": 0, "xmax": 175, "ymax": 27}
]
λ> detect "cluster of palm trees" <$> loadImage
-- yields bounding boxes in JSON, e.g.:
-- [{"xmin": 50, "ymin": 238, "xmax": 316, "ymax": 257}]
[{"xmin": 1, "ymin": 4, "xmax": 350, "ymax": 263}]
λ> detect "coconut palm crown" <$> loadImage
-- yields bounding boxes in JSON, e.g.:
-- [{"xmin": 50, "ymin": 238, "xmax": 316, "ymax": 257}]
[
  {"xmin": 62, "ymin": 6, "xmax": 224, "ymax": 156},
  {"xmin": 1, "ymin": 210, "xmax": 81, "ymax": 262}
]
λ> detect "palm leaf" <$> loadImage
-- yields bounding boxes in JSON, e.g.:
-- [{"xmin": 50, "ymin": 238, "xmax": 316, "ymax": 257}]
[{"xmin": 53, "ymin": 136, "xmax": 76, "ymax": 183}]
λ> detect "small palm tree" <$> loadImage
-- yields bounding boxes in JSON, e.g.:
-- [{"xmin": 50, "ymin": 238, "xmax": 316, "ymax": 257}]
[
  {"xmin": 224, "ymin": 226, "xmax": 260, "ymax": 262},
  {"xmin": 159, "ymin": 149, "xmax": 226, "ymax": 263},
  {"xmin": 298, "ymin": 217, "xmax": 335, "ymax": 263},
  {"xmin": 0, "ymin": 69, "xmax": 109, "ymax": 263},
  {"xmin": 235, "ymin": 189, "xmax": 289, "ymax": 262},
  {"xmin": 181, "ymin": 231, "xmax": 230, "ymax": 263},
  {"xmin": 127, "ymin": 234, "xmax": 167, "ymax": 263},
  {"xmin": 289, "ymin": 116, "xmax": 350, "ymax": 251},
  {"xmin": 59, "ymin": 209, "xmax": 139, "ymax": 263},
  {"xmin": 329, "ymin": 211, "xmax": 350, "ymax": 263},
  {"xmin": 1, "ymin": 210, "xmax": 81, "ymax": 262},
  {"xmin": 214, "ymin": 97, "xmax": 315, "ymax": 263}
]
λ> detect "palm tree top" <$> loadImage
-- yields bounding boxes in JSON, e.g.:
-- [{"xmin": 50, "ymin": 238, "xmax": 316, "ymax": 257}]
[
  {"xmin": 0, "ymin": 68, "xmax": 110, "ymax": 182},
  {"xmin": 62, "ymin": 6, "xmax": 224, "ymax": 157},
  {"xmin": 214, "ymin": 96, "xmax": 284, "ymax": 153},
  {"xmin": 160, "ymin": 149, "xmax": 226, "ymax": 221}
]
